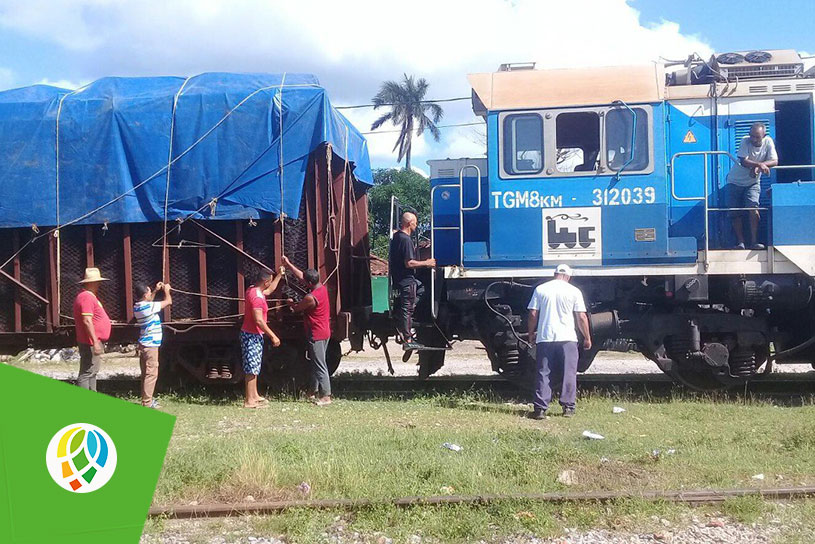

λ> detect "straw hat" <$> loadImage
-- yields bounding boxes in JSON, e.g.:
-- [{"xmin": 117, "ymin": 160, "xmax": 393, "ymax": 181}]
[{"xmin": 78, "ymin": 267, "xmax": 109, "ymax": 284}]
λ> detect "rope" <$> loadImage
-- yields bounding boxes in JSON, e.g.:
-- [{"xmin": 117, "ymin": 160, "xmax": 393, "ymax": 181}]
[
  {"xmin": 55, "ymin": 88, "xmax": 80, "ymax": 319},
  {"xmin": 170, "ymin": 286, "xmax": 288, "ymax": 303},
  {"xmin": 162, "ymin": 76, "xmax": 192, "ymax": 282},
  {"xmin": 278, "ymin": 72, "xmax": 287, "ymax": 258},
  {"xmin": 323, "ymin": 126, "xmax": 350, "ymax": 285}
]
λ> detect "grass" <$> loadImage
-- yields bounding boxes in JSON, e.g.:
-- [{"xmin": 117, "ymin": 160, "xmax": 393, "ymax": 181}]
[
  {"xmin": 148, "ymin": 391, "xmax": 815, "ymax": 506},
  {"xmin": 125, "ymin": 389, "xmax": 815, "ymax": 541}
]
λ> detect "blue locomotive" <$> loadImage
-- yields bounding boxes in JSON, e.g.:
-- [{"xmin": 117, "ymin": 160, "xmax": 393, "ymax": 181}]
[{"xmin": 418, "ymin": 50, "xmax": 815, "ymax": 389}]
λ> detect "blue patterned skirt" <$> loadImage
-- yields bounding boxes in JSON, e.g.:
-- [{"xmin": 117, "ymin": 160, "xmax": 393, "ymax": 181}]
[{"xmin": 240, "ymin": 330, "xmax": 264, "ymax": 375}]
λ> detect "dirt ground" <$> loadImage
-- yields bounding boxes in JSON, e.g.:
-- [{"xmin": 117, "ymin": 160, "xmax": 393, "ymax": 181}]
[
  {"xmin": 337, "ymin": 340, "xmax": 815, "ymax": 378},
  {"xmin": 12, "ymin": 340, "xmax": 814, "ymax": 381}
]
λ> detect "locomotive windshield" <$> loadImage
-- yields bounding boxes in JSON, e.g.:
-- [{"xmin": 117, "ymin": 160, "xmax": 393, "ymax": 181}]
[
  {"xmin": 502, "ymin": 113, "xmax": 543, "ymax": 175},
  {"xmin": 606, "ymin": 107, "xmax": 649, "ymax": 172}
]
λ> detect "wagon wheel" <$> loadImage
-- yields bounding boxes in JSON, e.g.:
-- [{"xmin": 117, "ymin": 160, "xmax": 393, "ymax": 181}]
[
  {"xmin": 260, "ymin": 341, "xmax": 307, "ymax": 393},
  {"xmin": 326, "ymin": 339, "xmax": 342, "ymax": 376}
]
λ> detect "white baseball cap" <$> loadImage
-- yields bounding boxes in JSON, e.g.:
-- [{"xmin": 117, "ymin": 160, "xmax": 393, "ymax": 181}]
[{"xmin": 555, "ymin": 264, "xmax": 574, "ymax": 276}]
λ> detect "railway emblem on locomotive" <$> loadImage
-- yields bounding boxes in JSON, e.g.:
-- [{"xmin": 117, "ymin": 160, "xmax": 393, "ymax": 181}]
[
  {"xmin": 542, "ymin": 206, "xmax": 602, "ymax": 263},
  {"xmin": 45, "ymin": 423, "xmax": 118, "ymax": 493}
]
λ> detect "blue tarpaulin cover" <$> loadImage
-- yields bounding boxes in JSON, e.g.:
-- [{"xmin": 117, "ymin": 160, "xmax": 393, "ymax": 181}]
[{"xmin": 0, "ymin": 73, "xmax": 371, "ymax": 228}]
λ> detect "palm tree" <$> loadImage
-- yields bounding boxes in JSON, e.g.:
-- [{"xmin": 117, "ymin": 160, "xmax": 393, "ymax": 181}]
[{"xmin": 370, "ymin": 74, "xmax": 443, "ymax": 171}]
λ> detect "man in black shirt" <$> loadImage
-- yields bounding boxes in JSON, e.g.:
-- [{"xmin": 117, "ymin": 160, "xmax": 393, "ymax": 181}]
[{"xmin": 389, "ymin": 211, "xmax": 436, "ymax": 347}]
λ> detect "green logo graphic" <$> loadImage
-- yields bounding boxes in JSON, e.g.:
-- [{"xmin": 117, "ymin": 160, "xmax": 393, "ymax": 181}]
[
  {"xmin": 1, "ymin": 364, "xmax": 175, "ymax": 543},
  {"xmin": 46, "ymin": 423, "xmax": 118, "ymax": 493}
]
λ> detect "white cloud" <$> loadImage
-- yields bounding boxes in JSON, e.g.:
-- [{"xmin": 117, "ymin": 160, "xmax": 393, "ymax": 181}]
[
  {"xmin": 0, "ymin": 0, "xmax": 713, "ymax": 166},
  {"xmin": 38, "ymin": 78, "xmax": 87, "ymax": 90},
  {"xmin": 0, "ymin": 67, "xmax": 15, "ymax": 89}
]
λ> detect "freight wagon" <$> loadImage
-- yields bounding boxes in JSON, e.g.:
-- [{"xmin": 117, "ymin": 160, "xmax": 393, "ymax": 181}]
[{"xmin": 0, "ymin": 73, "xmax": 373, "ymax": 383}]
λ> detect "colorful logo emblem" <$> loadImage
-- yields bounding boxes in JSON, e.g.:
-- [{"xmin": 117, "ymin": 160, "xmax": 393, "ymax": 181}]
[{"xmin": 45, "ymin": 423, "xmax": 118, "ymax": 493}]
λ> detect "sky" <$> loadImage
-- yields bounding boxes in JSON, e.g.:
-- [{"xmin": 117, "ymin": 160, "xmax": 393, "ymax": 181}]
[{"xmin": 0, "ymin": 0, "xmax": 812, "ymax": 175}]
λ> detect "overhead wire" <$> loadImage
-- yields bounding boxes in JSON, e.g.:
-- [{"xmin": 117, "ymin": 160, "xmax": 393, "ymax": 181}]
[
  {"xmin": 361, "ymin": 121, "xmax": 484, "ymax": 135},
  {"xmin": 335, "ymin": 96, "xmax": 470, "ymax": 110}
]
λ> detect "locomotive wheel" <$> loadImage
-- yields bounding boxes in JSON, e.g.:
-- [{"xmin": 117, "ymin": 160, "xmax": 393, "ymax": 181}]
[
  {"xmin": 661, "ymin": 362, "xmax": 727, "ymax": 391},
  {"xmin": 416, "ymin": 325, "xmax": 449, "ymax": 379},
  {"xmin": 418, "ymin": 349, "xmax": 445, "ymax": 380}
]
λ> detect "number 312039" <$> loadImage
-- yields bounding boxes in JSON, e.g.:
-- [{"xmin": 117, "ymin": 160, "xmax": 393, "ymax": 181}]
[{"xmin": 592, "ymin": 187, "xmax": 655, "ymax": 206}]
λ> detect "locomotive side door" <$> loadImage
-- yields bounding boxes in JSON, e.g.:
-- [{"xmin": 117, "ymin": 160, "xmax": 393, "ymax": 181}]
[{"xmin": 715, "ymin": 98, "xmax": 777, "ymax": 248}]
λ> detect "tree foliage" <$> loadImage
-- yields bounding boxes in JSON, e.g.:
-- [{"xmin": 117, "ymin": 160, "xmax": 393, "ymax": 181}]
[
  {"xmin": 367, "ymin": 168, "xmax": 430, "ymax": 257},
  {"xmin": 371, "ymin": 74, "xmax": 443, "ymax": 171}
]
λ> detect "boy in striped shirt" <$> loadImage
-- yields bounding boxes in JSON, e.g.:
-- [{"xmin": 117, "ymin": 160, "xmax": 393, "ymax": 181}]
[{"xmin": 133, "ymin": 282, "xmax": 172, "ymax": 408}]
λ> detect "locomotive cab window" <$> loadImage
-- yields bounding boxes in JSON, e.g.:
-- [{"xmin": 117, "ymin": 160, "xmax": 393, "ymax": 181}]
[
  {"xmin": 502, "ymin": 113, "xmax": 543, "ymax": 175},
  {"xmin": 555, "ymin": 111, "xmax": 600, "ymax": 173},
  {"xmin": 605, "ymin": 106, "xmax": 650, "ymax": 172}
]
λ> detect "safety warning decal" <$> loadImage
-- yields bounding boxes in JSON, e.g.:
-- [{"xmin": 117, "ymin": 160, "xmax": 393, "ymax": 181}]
[{"xmin": 683, "ymin": 130, "xmax": 697, "ymax": 144}]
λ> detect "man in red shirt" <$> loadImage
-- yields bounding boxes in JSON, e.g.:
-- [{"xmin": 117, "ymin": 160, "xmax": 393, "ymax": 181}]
[
  {"xmin": 240, "ymin": 268, "xmax": 283, "ymax": 408},
  {"xmin": 72, "ymin": 268, "xmax": 112, "ymax": 391},
  {"xmin": 282, "ymin": 256, "xmax": 332, "ymax": 405}
]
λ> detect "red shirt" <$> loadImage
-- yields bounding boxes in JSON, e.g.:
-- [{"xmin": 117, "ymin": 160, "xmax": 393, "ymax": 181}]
[
  {"xmin": 73, "ymin": 290, "xmax": 112, "ymax": 345},
  {"xmin": 241, "ymin": 286, "xmax": 268, "ymax": 335},
  {"xmin": 304, "ymin": 284, "xmax": 331, "ymax": 341}
]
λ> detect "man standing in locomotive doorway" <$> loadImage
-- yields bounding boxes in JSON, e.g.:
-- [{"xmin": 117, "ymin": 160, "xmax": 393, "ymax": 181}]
[
  {"xmin": 526, "ymin": 264, "xmax": 592, "ymax": 420},
  {"xmin": 726, "ymin": 122, "xmax": 777, "ymax": 250}
]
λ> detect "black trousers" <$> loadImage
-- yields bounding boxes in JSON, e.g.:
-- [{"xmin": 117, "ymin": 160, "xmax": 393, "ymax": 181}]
[{"xmin": 394, "ymin": 280, "xmax": 424, "ymax": 341}]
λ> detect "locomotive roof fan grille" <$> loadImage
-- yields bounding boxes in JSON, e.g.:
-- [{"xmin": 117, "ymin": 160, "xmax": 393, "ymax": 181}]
[
  {"xmin": 666, "ymin": 49, "xmax": 806, "ymax": 86},
  {"xmin": 714, "ymin": 49, "xmax": 804, "ymax": 81}
]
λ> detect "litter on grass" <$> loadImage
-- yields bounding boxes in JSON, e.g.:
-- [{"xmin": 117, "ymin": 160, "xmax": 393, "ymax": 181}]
[
  {"xmin": 557, "ymin": 470, "xmax": 577, "ymax": 486},
  {"xmin": 442, "ymin": 442, "xmax": 463, "ymax": 452},
  {"xmin": 650, "ymin": 448, "xmax": 677, "ymax": 460},
  {"xmin": 612, "ymin": 406, "xmax": 626, "ymax": 414},
  {"xmin": 582, "ymin": 430, "xmax": 605, "ymax": 440},
  {"xmin": 752, "ymin": 473, "xmax": 765, "ymax": 480}
]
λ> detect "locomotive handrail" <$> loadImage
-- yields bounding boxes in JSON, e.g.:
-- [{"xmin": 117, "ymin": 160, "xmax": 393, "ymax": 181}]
[
  {"xmin": 429, "ymin": 165, "xmax": 483, "ymax": 318},
  {"xmin": 669, "ymin": 150, "xmax": 738, "ymax": 202},
  {"xmin": 430, "ymin": 183, "xmax": 462, "ymax": 318},
  {"xmin": 459, "ymin": 164, "xmax": 482, "ymax": 212},
  {"xmin": 669, "ymin": 150, "xmax": 739, "ymax": 271}
]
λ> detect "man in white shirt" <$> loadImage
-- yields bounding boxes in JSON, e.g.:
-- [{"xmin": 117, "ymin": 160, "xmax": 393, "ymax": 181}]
[
  {"xmin": 725, "ymin": 122, "xmax": 778, "ymax": 250},
  {"xmin": 526, "ymin": 264, "xmax": 592, "ymax": 419}
]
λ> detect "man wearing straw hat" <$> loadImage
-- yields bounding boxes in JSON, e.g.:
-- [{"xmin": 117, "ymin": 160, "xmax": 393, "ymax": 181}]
[{"xmin": 72, "ymin": 267, "xmax": 112, "ymax": 391}]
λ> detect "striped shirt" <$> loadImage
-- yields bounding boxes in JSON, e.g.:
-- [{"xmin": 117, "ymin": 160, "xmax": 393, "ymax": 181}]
[{"xmin": 134, "ymin": 301, "xmax": 163, "ymax": 347}]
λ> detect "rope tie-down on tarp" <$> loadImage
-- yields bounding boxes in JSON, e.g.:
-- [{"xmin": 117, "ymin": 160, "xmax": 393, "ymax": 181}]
[{"xmin": 0, "ymin": 73, "xmax": 371, "ymax": 311}]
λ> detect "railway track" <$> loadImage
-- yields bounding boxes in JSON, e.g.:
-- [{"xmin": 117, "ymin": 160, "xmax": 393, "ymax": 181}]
[
  {"xmin": 64, "ymin": 372, "xmax": 815, "ymax": 399},
  {"xmin": 149, "ymin": 486, "xmax": 815, "ymax": 518}
]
